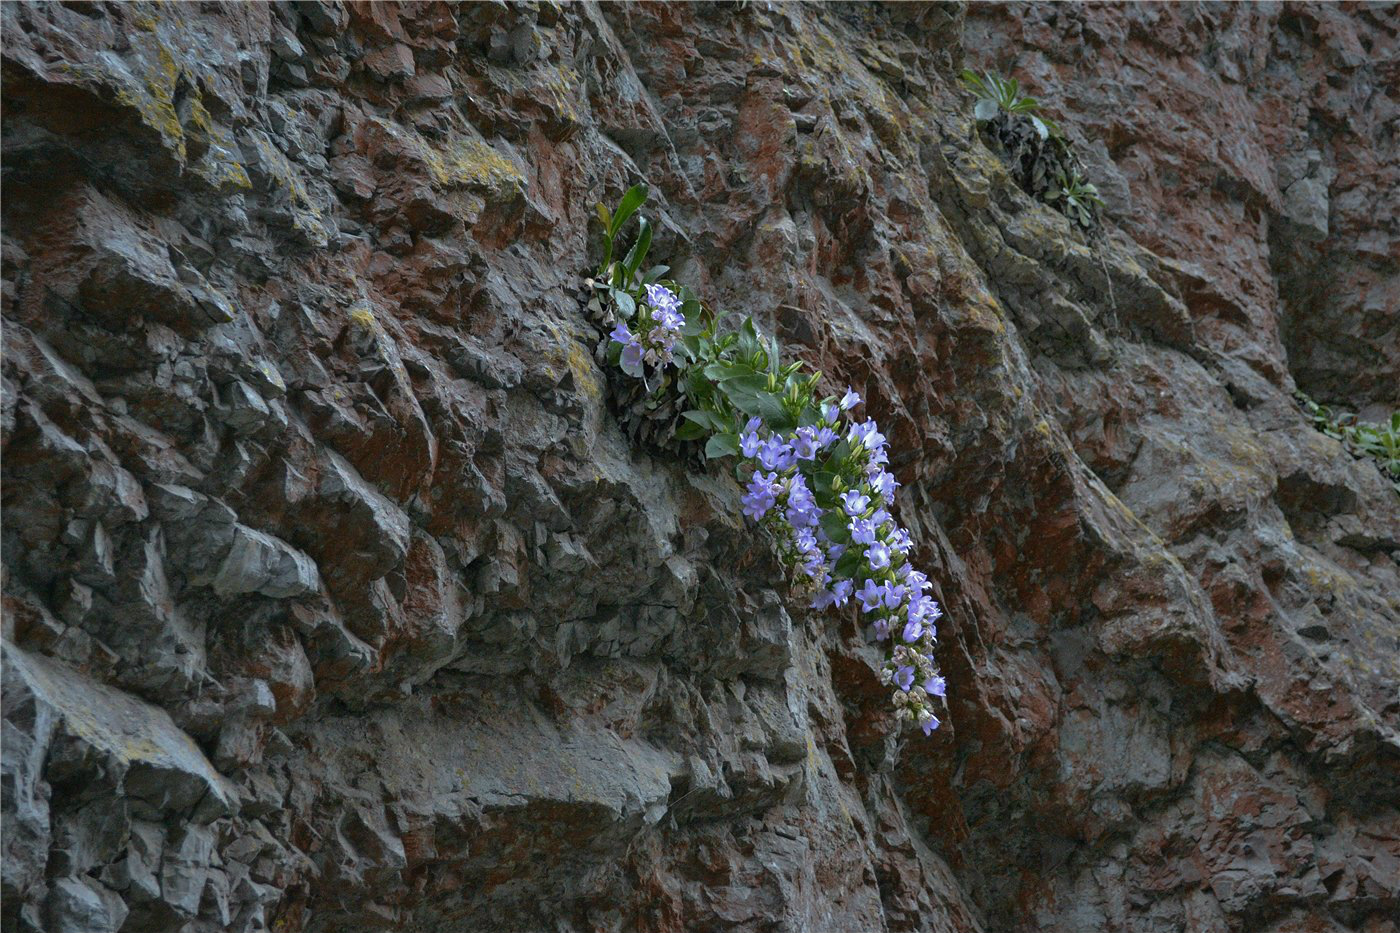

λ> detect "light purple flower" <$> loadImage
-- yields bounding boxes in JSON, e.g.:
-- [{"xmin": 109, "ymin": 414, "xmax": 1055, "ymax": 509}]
[
  {"xmin": 907, "ymin": 594, "xmax": 934, "ymax": 623},
  {"xmin": 849, "ymin": 519, "xmax": 877, "ymax": 546},
  {"xmin": 840, "ymin": 388, "xmax": 861, "ymax": 410},
  {"xmin": 792, "ymin": 427, "xmax": 819, "ymax": 460},
  {"xmin": 908, "ymin": 596, "xmax": 940, "ymax": 638},
  {"xmin": 757, "ymin": 437, "xmax": 794, "ymax": 472},
  {"xmin": 784, "ymin": 473, "xmax": 815, "ymax": 503},
  {"xmin": 920, "ymin": 711, "xmax": 940, "ymax": 735},
  {"xmin": 652, "ymin": 307, "xmax": 684, "ymax": 333},
  {"xmin": 830, "ymin": 579, "xmax": 853, "ymax": 607},
  {"xmin": 849, "ymin": 419, "xmax": 886, "ymax": 450},
  {"xmin": 621, "ymin": 341, "xmax": 644, "ymax": 371},
  {"xmin": 924, "ymin": 675, "xmax": 946, "ymax": 698},
  {"xmin": 610, "ymin": 321, "xmax": 634, "ymax": 345},
  {"xmin": 784, "ymin": 477, "xmax": 821, "ymax": 529},
  {"xmin": 741, "ymin": 493, "xmax": 772, "ymax": 521},
  {"xmin": 893, "ymin": 665, "xmax": 915, "ymax": 691},
  {"xmin": 890, "ymin": 527, "xmax": 913, "ymax": 554},
  {"xmin": 742, "ymin": 471, "xmax": 779, "ymax": 520},
  {"xmin": 902, "ymin": 618, "xmax": 923, "ymax": 643},
  {"xmin": 881, "ymin": 583, "xmax": 906, "ymax": 610},
  {"xmin": 871, "ymin": 618, "xmax": 890, "ymax": 640},
  {"xmin": 841, "ymin": 490, "xmax": 870, "ymax": 516},
  {"xmin": 871, "ymin": 470, "xmax": 898, "ymax": 502},
  {"xmin": 816, "ymin": 426, "xmax": 838, "ymax": 448},
  {"xmin": 866, "ymin": 541, "xmax": 891, "ymax": 571},
  {"xmin": 856, "ymin": 579, "xmax": 884, "ymax": 614},
  {"xmin": 644, "ymin": 282, "xmax": 680, "ymax": 314}
]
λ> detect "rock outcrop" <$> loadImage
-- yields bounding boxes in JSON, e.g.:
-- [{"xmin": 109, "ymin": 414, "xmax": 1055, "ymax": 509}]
[{"xmin": 3, "ymin": 3, "xmax": 1396, "ymax": 931}]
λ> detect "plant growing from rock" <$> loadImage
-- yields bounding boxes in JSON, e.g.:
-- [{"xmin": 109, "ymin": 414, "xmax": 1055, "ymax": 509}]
[
  {"xmin": 1046, "ymin": 167, "xmax": 1105, "ymax": 230},
  {"xmin": 587, "ymin": 185, "xmax": 948, "ymax": 736},
  {"xmin": 960, "ymin": 68, "xmax": 1102, "ymax": 232},
  {"xmin": 1296, "ymin": 392, "xmax": 1400, "ymax": 496},
  {"xmin": 959, "ymin": 69, "xmax": 1060, "ymax": 141}
]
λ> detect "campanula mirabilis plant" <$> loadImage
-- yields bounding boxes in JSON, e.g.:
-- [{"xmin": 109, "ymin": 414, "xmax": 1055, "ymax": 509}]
[
  {"xmin": 1297, "ymin": 392, "xmax": 1400, "ymax": 497},
  {"xmin": 589, "ymin": 185, "xmax": 947, "ymax": 736}
]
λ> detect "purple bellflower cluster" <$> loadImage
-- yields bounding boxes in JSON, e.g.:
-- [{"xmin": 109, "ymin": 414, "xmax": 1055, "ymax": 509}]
[
  {"xmin": 610, "ymin": 283, "xmax": 685, "ymax": 374},
  {"xmin": 596, "ymin": 183, "xmax": 946, "ymax": 737},
  {"xmin": 736, "ymin": 391, "xmax": 944, "ymax": 736}
]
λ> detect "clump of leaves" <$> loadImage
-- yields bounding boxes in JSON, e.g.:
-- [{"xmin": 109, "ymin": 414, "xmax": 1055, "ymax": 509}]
[
  {"xmin": 1045, "ymin": 168, "xmax": 1105, "ymax": 229},
  {"xmin": 960, "ymin": 68, "xmax": 1105, "ymax": 233},
  {"xmin": 584, "ymin": 184, "xmax": 694, "ymax": 455},
  {"xmin": 1296, "ymin": 392, "xmax": 1400, "ymax": 496},
  {"xmin": 959, "ymin": 69, "xmax": 1060, "ymax": 141},
  {"xmin": 594, "ymin": 183, "xmax": 653, "ymax": 286},
  {"xmin": 589, "ymin": 185, "xmax": 826, "ymax": 456}
]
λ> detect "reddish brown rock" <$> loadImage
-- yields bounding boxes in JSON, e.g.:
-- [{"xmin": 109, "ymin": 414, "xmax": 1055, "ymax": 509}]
[{"xmin": 2, "ymin": 3, "xmax": 1396, "ymax": 932}]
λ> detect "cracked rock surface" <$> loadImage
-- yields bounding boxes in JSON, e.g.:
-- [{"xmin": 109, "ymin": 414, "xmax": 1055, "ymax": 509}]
[{"xmin": 2, "ymin": 3, "xmax": 1397, "ymax": 932}]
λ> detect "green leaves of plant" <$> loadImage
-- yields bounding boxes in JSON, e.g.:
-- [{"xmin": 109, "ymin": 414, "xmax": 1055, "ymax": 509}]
[
  {"xmin": 1050, "ymin": 168, "xmax": 1105, "ymax": 230},
  {"xmin": 682, "ymin": 409, "xmax": 728, "ymax": 432},
  {"xmin": 1295, "ymin": 391, "xmax": 1400, "ymax": 495},
  {"xmin": 833, "ymin": 547, "xmax": 862, "ymax": 579},
  {"xmin": 622, "ymin": 217, "xmax": 653, "ymax": 289},
  {"xmin": 958, "ymin": 69, "xmax": 990, "ymax": 97},
  {"xmin": 679, "ymin": 299, "xmax": 706, "ymax": 336},
  {"xmin": 594, "ymin": 186, "xmax": 839, "ymax": 464},
  {"xmin": 675, "ymin": 419, "xmax": 708, "ymax": 441},
  {"xmin": 960, "ymin": 68, "xmax": 1062, "ymax": 141},
  {"xmin": 596, "ymin": 183, "xmax": 649, "ymax": 279},
  {"xmin": 610, "ymin": 184, "xmax": 648, "ymax": 240},
  {"xmin": 819, "ymin": 509, "xmax": 852, "ymax": 544},
  {"xmin": 961, "ymin": 69, "xmax": 1034, "ymax": 122},
  {"xmin": 704, "ymin": 433, "xmax": 740, "ymax": 460},
  {"xmin": 995, "ymin": 74, "xmax": 1019, "ymax": 109}
]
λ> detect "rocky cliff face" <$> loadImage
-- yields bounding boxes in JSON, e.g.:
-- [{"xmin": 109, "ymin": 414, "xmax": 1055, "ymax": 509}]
[{"xmin": 2, "ymin": 3, "xmax": 1397, "ymax": 932}]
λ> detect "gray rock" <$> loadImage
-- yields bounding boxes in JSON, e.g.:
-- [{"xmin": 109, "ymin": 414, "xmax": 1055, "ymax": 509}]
[
  {"xmin": 3, "ymin": 645, "xmax": 236, "ymax": 819},
  {"xmin": 204, "ymin": 524, "xmax": 321, "ymax": 599},
  {"xmin": 317, "ymin": 450, "xmax": 412, "ymax": 579},
  {"xmin": 44, "ymin": 877, "xmax": 127, "ymax": 933}
]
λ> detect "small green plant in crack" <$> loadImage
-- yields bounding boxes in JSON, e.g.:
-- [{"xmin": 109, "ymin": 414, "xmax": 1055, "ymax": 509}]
[
  {"xmin": 1045, "ymin": 168, "xmax": 1105, "ymax": 230},
  {"xmin": 1296, "ymin": 392, "xmax": 1400, "ymax": 496},
  {"xmin": 958, "ymin": 69, "xmax": 1060, "ymax": 141},
  {"xmin": 959, "ymin": 68, "xmax": 1110, "ymax": 235}
]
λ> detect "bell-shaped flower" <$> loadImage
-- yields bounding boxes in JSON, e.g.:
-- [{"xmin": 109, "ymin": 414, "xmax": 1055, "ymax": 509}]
[{"xmin": 856, "ymin": 578, "xmax": 884, "ymax": 613}]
